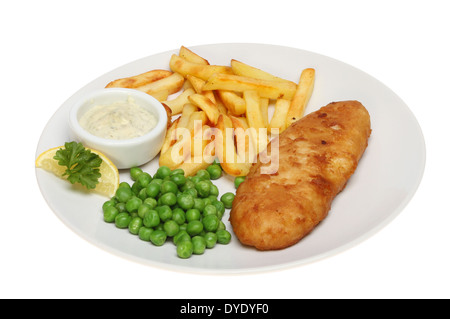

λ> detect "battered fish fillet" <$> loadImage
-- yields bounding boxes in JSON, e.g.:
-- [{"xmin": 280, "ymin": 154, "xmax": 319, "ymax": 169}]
[{"xmin": 229, "ymin": 100, "xmax": 371, "ymax": 250}]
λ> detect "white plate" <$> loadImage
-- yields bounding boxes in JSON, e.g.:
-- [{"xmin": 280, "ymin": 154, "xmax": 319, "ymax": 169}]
[{"xmin": 35, "ymin": 43, "xmax": 426, "ymax": 274}]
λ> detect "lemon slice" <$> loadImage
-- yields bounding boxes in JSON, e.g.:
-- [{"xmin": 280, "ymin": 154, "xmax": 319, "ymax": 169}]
[{"xmin": 36, "ymin": 146, "xmax": 120, "ymax": 198}]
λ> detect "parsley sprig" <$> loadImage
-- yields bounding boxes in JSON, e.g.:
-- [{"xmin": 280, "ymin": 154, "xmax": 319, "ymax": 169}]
[{"xmin": 53, "ymin": 141, "xmax": 102, "ymax": 190}]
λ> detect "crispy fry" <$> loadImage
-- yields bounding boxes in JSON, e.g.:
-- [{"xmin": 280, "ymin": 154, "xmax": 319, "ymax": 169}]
[
  {"xmin": 260, "ymin": 97, "xmax": 269, "ymax": 127},
  {"xmin": 188, "ymin": 93, "xmax": 220, "ymax": 125},
  {"xmin": 162, "ymin": 87, "xmax": 195, "ymax": 115},
  {"xmin": 217, "ymin": 90, "xmax": 246, "ymax": 116},
  {"xmin": 215, "ymin": 114, "xmax": 252, "ymax": 176},
  {"xmin": 149, "ymin": 89, "xmax": 169, "ymax": 102},
  {"xmin": 268, "ymin": 99, "xmax": 291, "ymax": 134},
  {"xmin": 160, "ymin": 117, "xmax": 179, "ymax": 154},
  {"xmin": 203, "ymin": 73, "xmax": 297, "ymax": 100},
  {"xmin": 286, "ymin": 68, "xmax": 315, "ymax": 126},
  {"xmin": 186, "ymin": 74, "xmax": 206, "ymax": 93},
  {"xmin": 179, "ymin": 46, "xmax": 210, "ymax": 65},
  {"xmin": 105, "ymin": 69, "xmax": 173, "ymax": 88},
  {"xmin": 169, "ymin": 54, "xmax": 233, "ymax": 81},
  {"xmin": 135, "ymin": 72, "xmax": 184, "ymax": 96},
  {"xmin": 231, "ymin": 59, "xmax": 295, "ymax": 85}
]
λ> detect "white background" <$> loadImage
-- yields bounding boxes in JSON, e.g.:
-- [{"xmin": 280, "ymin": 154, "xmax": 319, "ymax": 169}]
[{"xmin": 1, "ymin": 0, "xmax": 448, "ymax": 299}]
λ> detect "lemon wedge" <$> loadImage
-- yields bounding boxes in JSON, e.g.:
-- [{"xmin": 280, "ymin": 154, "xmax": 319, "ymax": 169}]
[{"xmin": 36, "ymin": 146, "xmax": 120, "ymax": 198}]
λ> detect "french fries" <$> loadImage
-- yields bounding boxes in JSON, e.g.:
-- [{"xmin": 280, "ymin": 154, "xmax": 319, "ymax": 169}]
[
  {"xmin": 203, "ymin": 73, "xmax": 297, "ymax": 100},
  {"xmin": 286, "ymin": 68, "xmax": 315, "ymax": 126},
  {"xmin": 105, "ymin": 45, "xmax": 315, "ymax": 177}
]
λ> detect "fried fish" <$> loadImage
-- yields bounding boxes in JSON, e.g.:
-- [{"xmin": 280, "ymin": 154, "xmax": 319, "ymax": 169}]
[{"xmin": 229, "ymin": 100, "xmax": 371, "ymax": 250}]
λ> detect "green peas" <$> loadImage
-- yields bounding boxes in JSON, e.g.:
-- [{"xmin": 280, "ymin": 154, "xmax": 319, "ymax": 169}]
[
  {"xmin": 145, "ymin": 183, "xmax": 160, "ymax": 198},
  {"xmin": 186, "ymin": 208, "xmax": 201, "ymax": 222},
  {"xmin": 101, "ymin": 165, "xmax": 234, "ymax": 259},
  {"xmin": 177, "ymin": 193, "xmax": 194, "ymax": 210},
  {"xmin": 170, "ymin": 174, "xmax": 186, "ymax": 187},
  {"xmin": 103, "ymin": 205, "xmax": 119, "ymax": 223},
  {"xmin": 156, "ymin": 205, "xmax": 172, "ymax": 222},
  {"xmin": 177, "ymin": 240, "xmax": 194, "ymax": 259},
  {"xmin": 138, "ymin": 227, "xmax": 153, "ymax": 242},
  {"xmin": 160, "ymin": 192, "xmax": 177, "ymax": 206},
  {"xmin": 203, "ymin": 204, "xmax": 217, "ymax": 217},
  {"xmin": 137, "ymin": 172, "xmax": 152, "ymax": 188},
  {"xmin": 216, "ymin": 229, "xmax": 232, "ymax": 244},
  {"xmin": 195, "ymin": 180, "xmax": 210, "ymax": 198},
  {"xmin": 204, "ymin": 232, "xmax": 217, "ymax": 248},
  {"xmin": 115, "ymin": 187, "xmax": 133, "ymax": 203},
  {"xmin": 130, "ymin": 167, "xmax": 143, "ymax": 181},
  {"xmin": 128, "ymin": 216, "xmax": 143, "ymax": 235},
  {"xmin": 126, "ymin": 196, "xmax": 142, "ymax": 213},
  {"xmin": 150, "ymin": 230, "xmax": 167, "ymax": 246},
  {"xmin": 234, "ymin": 176, "xmax": 246, "ymax": 189},
  {"xmin": 115, "ymin": 212, "xmax": 132, "ymax": 229},
  {"xmin": 172, "ymin": 208, "xmax": 186, "ymax": 225},
  {"xmin": 173, "ymin": 230, "xmax": 191, "ymax": 245},
  {"xmin": 202, "ymin": 215, "xmax": 220, "ymax": 232},
  {"xmin": 143, "ymin": 210, "xmax": 160, "ymax": 228},
  {"xmin": 163, "ymin": 220, "xmax": 180, "ymax": 237},
  {"xmin": 154, "ymin": 166, "xmax": 171, "ymax": 179},
  {"xmin": 206, "ymin": 164, "xmax": 222, "ymax": 180},
  {"xmin": 220, "ymin": 192, "xmax": 235, "ymax": 209},
  {"xmin": 186, "ymin": 220, "xmax": 203, "ymax": 236},
  {"xmin": 161, "ymin": 181, "xmax": 178, "ymax": 194},
  {"xmin": 196, "ymin": 169, "xmax": 210, "ymax": 180},
  {"xmin": 192, "ymin": 236, "xmax": 206, "ymax": 255}
]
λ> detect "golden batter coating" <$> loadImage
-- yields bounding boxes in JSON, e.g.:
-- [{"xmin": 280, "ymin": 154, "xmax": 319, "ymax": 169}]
[{"xmin": 229, "ymin": 100, "xmax": 371, "ymax": 250}]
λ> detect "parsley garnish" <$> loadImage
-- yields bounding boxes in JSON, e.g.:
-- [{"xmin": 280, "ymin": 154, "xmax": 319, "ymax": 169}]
[{"xmin": 53, "ymin": 141, "xmax": 102, "ymax": 190}]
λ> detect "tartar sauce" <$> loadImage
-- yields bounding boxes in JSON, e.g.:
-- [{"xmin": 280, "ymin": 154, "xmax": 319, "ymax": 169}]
[{"xmin": 79, "ymin": 97, "xmax": 157, "ymax": 140}]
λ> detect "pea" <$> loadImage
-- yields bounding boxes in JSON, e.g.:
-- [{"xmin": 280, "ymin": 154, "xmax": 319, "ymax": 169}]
[
  {"xmin": 202, "ymin": 215, "xmax": 220, "ymax": 232},
  {"xmin": 185, "ymin": 208, "xmax": 201, "ymax": 222},
  {"xmin": 155, "ymin": 166, "xmax": 171, "ymax": 179},
  {"xmin": 145, "ymin": 183, "xmax": 160, "ymax": 198},
  {"xmin": 143, "ymin": 197, "xmax": 157, "ymax": 209},
  {"xmin": 150, "ymin": 229, "xmax": 167, "ymax": 246},
  {"xmin": 217, "ymin": 220, "xmax": 226, "ymax": 232},
  {"xmin": 177, "ymin": 240, "xmax": 194, "ymax": 259},
  {"xmin": 118, "ymin": 181, "xmax": 131, "ymax": 189},
  {"xmin": 203, "ymin": 204, "xmax": 217, "ymax": 217},
  {"xmin": 206, "ymin": 164, "xmax": 222, "ymax": 180},
  {"xmin": 186, "ymin": 220, "xmax": 203, "ymax": 236},
  {"xmin": 126, "ymin": 196, "xmax": 142, "ymax": 213},
  {"xmin": 192, "ymin": 236, "xmax": 206, "ymax": 255},
  {"xmin": 137, "ymin": 188, "xmax": 148, "ymax": 201},
  {"xmin": 177, "ymin": 193, "xmax": 195, "ymax": 210},
  {"xmin": 179, "ymin": 223, "xmax": 187, "ymax": 232},
  {"xmin": 216, "ymin": 229, "xmax": 231, "ymax": 244},
  {"xmin": 180, "ymin": 179, "xmax": 195, "ymax": 191},
  {"xmin": 173, "ymin": 230, "xmax": 191, "ymax": 245},
  {"xmin": 193, "ymin": 197, "xmax": 205, "ymax": 212},
  {"xmin": 202, "ymin": 197, "xmax": 213, "ymax": 207},
  {"xmin": 191, "ymin": 175, "xmax": 202, "ymax": 184},
  {"xmin": 195, "ymin": 180, "xmax": 210, "ymax": 198},
  {"xmin": 209, "ymin": 184, "xmax": 219, "ymax": 197},
  {"xmin": 211, "ymin": 200, "xmax": 225, "ymax": 217},
  {"xmin": 137, "ymin": 203, "xmax": 152, "ymax": 219},
  {"xmin": 103, "ymin": 205, "xmax": 119, "ymax": 223},
  {"xmin": 170, "ymin": 168, "xmax": 185, "ymax": 176},
  {"xmin": 170, "ymin": 174, "xmax": 186, "ymax": 187},
  {"xmin": 220, "ymin": 192, "xmax": 235, "ymax": 209},
  {"xmin": 172, "ymin": 208, "xmax": 186, "ymax": 225},
  {"xmin": 196, "ymin": 169, "xmax": 210, "ymax": 181},
  {"xmin": 115, "ymin": 187, "xmax": 133, "ymax": 203},
  {"xmin": 156, "ymin": 205, "xmax": 172, "ymax": 222},
  {"xmin": 131, "ymin": 181, "xmax": 143, "ymax": 195},
  {"xmin": 130, "ymin": 167, "xmax": 143, "ymax": 181},
  {"xmin": 102, "ymin": 199, "xmax": 115, "ymax": 211},
  {"xmin": 204, "ymin": 232, "xmax": 217, "ymax": 248},
  {"xmin": 161, "ymin": 181, "xmax": 178, "ymax": 194},
  {"xmin": 160, "ymin": 192, "xmax": 177, "ymax": 206},
  {"xmin": 138, "ymin": 227, "xmax": 153, "ymax": 242},
  {"xmin": 128, "ymin": 216, "xmax": 143, "ymax": 235},
  {"xmin": 234, "ymin": 176, "xmax": 246, "ymax": 189},
  {"xmin": 143, "ymin": 210, "xmax": 160, "ymax": 228},
  {"xmin": 150, "ymin": 178, "xmax": 163, "ymax": 186},
  {"xmin": 115, "ymin": 212, "xmax": 132, "ymax": 229},
  {"xmin": 115, "ymin": 202, "xmax": 126, "ymax": 213},
  {"xmin": 137, "ymin": 172, "xmax": 152, "ymax": 188}
]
